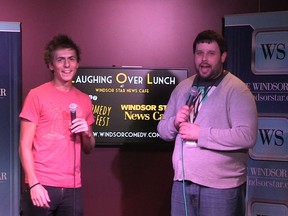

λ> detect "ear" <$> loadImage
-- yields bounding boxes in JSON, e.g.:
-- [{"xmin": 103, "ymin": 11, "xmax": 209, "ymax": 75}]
[
  {"xmin": 221, "ymin": 52, "xmax": 227, "ymax": 63},
  {"xmin": 48, "ymin": 63, "xmax": 54, "ymax": 71}
]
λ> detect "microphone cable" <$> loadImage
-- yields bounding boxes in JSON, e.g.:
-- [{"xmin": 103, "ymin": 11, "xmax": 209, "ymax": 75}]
[
  {"xmin": 69, "ymin": 103, "xmax": 77, "ymax": 216},
  {"xmin": 73, "ymin": 135, "xmax": 76, "ymax": 216},
  {"xmin": 181, "ymin": 138, "xmax": 189, "ymax": 216},
  {"xmin": 181, "ymin": 89, "xmax": 200, "ymax": 216}
]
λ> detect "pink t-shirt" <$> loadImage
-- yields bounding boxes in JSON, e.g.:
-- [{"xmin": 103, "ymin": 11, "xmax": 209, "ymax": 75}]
[{"xmin": 20, "ymin": 82, "xmax": 94, "ymax": 188}]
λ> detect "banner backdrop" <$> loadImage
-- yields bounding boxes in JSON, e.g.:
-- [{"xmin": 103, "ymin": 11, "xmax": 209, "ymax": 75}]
[
  {"xmin": 224, "ymin": 11, "xmax": 288, "ymax": 216},
  {"xmin": 0, "ymin": 22, "xmax": 21, "ymax": 216}
]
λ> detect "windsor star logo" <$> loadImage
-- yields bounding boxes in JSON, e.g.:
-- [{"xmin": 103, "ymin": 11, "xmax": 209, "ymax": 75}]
[
  {"xmin": 251, "ymin": 28, "xmax": 288, "ymax": 75},
  {"xmin": 249, "ymin": 117, "xmax": 288, "ymax": 161}
]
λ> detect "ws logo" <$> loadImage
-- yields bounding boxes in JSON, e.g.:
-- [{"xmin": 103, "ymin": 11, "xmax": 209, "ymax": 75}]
[
  {"xmin": 259, "ymin": 128, "xmax": 284, "ymax": 146},
  {"xmin": 251, "ymin": 28, "xmax": 288, "ymax": 75},
  {"xmin": 261, "ymin": 43, "xmax": 285, "ymax": 60},
  {"xmin": 249, "ymin": 117, "xmax": 288, "ymax": 161}
]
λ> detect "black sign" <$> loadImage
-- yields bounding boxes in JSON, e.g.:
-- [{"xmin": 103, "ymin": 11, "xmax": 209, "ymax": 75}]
[{"xmin": 73, "ymin": 67, "xmax": 187, "ymax": 145}]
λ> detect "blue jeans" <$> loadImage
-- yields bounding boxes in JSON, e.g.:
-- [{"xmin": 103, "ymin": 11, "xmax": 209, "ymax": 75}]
[
  {"xmin": 20, "ymin": 185, "xmax": 83, "ymax": 216},
  {"xmin": 171, "ymin": 181, "xmax": 246, "ymax": 216}
]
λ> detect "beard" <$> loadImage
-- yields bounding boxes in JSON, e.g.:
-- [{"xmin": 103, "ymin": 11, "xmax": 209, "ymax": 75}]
[{"xmin": 196, "ymin": 63, "xmax": 223, "ymax": 80}]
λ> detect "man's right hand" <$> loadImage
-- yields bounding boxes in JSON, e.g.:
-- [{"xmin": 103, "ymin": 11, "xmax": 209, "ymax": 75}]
[{"xmin": 174, "ymin": 105, "xmax": 193, "ymax": 130}]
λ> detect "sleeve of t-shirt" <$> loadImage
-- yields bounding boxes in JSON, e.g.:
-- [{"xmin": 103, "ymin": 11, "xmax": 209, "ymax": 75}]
[
  {"xmin": 19, "ymin": 90, "xmax": 41, "ymax": 124},
  {"xmin": 85, "ymin": 96, "xmax": 95, "ymax": 126}
]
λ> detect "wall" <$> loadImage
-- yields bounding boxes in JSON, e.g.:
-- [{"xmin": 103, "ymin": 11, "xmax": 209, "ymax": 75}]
[{"xmin": 0, "ymin": 0, "xmax": 287, "ymax": 215}]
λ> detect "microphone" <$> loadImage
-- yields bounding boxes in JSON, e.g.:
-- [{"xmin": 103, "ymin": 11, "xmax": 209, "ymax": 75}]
[
  {"xmin": 69, "ymin": 103, "xmax": 77, "ymax": 141},
  {"xmin": 186, "ymin": 87, "xmax": 199, "ymax": 106}
]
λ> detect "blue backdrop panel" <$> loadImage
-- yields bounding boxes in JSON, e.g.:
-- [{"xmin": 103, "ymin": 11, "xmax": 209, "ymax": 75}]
[
  {"xmin": 224, "ymin": 12, "xmax": 288, "ymax": 216},
  {"xmin": 0, "ymin": 22, "xmax": 21, "ymax": 216}
]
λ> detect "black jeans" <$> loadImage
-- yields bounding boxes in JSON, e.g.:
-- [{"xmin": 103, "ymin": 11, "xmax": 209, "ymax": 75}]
[{"xmin": 20, "ymin": 185, "xmax": 83, "ymax": 216}]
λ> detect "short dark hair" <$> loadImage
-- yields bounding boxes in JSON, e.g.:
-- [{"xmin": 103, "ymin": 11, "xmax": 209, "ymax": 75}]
[
  {"xmin": 44, "ymin": 34, "xmax": 81, "ymax": 68},
  {"xmin": 192, "ymin": 30, "xmax": 227, "ymax": 54}
]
